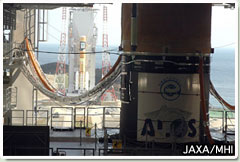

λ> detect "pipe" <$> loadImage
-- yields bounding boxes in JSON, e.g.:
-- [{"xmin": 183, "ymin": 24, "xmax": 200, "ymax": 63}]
[
  {"xmin": 25, "ymin": 38, "xmax": 55, "ymax": 92},
  {"xmin": 199, "ymin": 56, "xmax": 214, "ymax": 144},
  {"xmin": 23, "ymin": 38, "xmax": 122, "ymax": 104},
  {"xmin": 209, "ymin": 80, "xmax": 235, "ymax": 111},
  {"xmin": 131, "ymin": 3, "xmax": 137, "ymax": 51},
  {"xmin": 99, "ymin": 55, "xmax": 122, "ymax": 82}
]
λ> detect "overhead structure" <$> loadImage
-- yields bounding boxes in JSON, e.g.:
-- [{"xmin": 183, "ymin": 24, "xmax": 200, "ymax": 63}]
[
  {"xmin": 101, "ymin": 5, "xmax": 117, "ymax": 102},
  {"xmin": 55, "ymin": 7, "xmax": 67, "ymax": 95}
]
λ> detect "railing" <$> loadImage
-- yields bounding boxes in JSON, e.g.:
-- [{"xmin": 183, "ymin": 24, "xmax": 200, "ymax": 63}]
[
  {"xmin": 103, "ymin": 107, "xmax": 120, "ymax": 129},
  {"xmin": 209, "ymin": 109, "xmax": 235, "ymax": 134},
  {"xmin": 56, "ymin": 148, "xmax": 95, "ymax": 156},
  {"xmin": 209, "ymin": 109, "xmax": 225, "ymax": 132},
  {"xmin": 6, "ymin": 108, "xmax": 234, "ymax": 135},
  {"xmin": 224, "ymin": 111, "xmax": 235, "ymax": 134},
  {"xmin": 10, "ymin": 110, "xmax": 24, "ymax": 126},
  {"xmin": 87, "ymin": 107, "xmax": 104, "ymax": 128},
  {"xmin": 74, "ymin": 107, "xmax": 86, "ymax": 128},
  {"xmin": 5, "ymin": 106, "xmax": 121, "ymax": 129},
  {"xmin": 26, "ymin": 110, "xmax": 48, "ymax": 126},
  {"xmin": 87, "ymin": 106, "xmax": 121, "ymax": 129},
  {"xmin": 51, "ymin": 107, "xmax": 74, "ymax": 129}
]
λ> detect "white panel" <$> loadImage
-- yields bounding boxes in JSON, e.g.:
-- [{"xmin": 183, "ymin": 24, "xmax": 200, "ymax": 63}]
[
  {"xmin": 74, "ymin": 71, "xmax": 79, "ymax": 91},
  {"xmin": 12, "ymin": 71, "xmax": 33, "ymax": 113},
  {"xmin": 68, "ymin": 54, "xmax": 75, "ymax": 92},
  {"xmin": 137, "ymin": 73, "xmax": 200, "ymax": 143}
]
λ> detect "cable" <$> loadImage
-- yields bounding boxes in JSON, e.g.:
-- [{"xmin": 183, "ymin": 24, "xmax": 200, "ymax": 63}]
[
  {"xmin": 199, "ymin": 56, "xmax": 214, "ymax": 145},
  {"xmin": 100, "ymin": 55, "xmax": 121, "ymax": 82},
  {"xmin": 122, "ymin": 58, "xmax": 202, "ymax": 66},
  {"xmin": 24, "ymin": 49, "xmax": 120, "ymax": 55},
  {"xmin": 4, "ymin": 45, "xmax": 121, "ymax": 56},
  {"xmin": 27, "ymin": 45, "xmax": 58, "ymax": 92},
  {"xmin": 213, "ymin": 42, "xmax": 235, "ymax": 49},
  {"xmin": 25, "ymin": 38, "xmax": 55, "ymax": 92},
  {"xmin": 25, "ymin": 31, "xmax": 122, "ymax": 99},
  {"xmin": 47, "ymin": 21, "xmax": 62, "ymax": 34},
  {"xmin": 209, "ymin": 80, "xmax": 235, "ymax": 111},
  {"xmin": 4, "ymin": 47, "xmax": 22, "ymax": 56},
  {"xmin": 38, "ymin": 24, "xmax": 60, "ymax": 42},
  {"xmin": 20, "ymin": 39, "xmax": 122, "ymax": 105}
]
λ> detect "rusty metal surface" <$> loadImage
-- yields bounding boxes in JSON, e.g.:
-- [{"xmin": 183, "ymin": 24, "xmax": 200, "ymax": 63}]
[{"xmin": 122, "ymin": 3, "xmax": 212, "ymax": 53}]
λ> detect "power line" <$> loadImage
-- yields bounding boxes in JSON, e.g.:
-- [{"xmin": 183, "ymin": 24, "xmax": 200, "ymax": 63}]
[
  {"xmin": 38, "ymin": 16, "xmax": 62, "ymax": 33},
  {"xmin": 213, "ymin": 42, "xmax": 235, "ymax": 49},
  {"xmin": 38, "ymin": 24, "xmax": 60, "ymax": 42},
  {"xmin": 4, "ymin": 46, "xmax": 121, "ymax": 56},
  {"xmin": 24, "ymin": 49, "xmax": 121, "ymax": 55},
  {"xmin": 48, "ymin": 22, "xmax": 62, "ymax": 34}
]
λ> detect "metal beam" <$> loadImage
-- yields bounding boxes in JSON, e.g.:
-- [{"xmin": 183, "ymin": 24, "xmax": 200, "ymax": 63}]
[{"xmin": 4, "ymin": 3, "xmax": 94, "ymax": 10}]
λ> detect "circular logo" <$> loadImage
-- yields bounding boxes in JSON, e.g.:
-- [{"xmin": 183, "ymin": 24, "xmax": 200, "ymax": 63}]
[{"xmin": 160, "ymin": 79, "xmax": 181, "ymax": 101}]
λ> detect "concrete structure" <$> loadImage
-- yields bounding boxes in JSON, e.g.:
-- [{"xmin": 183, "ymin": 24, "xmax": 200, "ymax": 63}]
[{"xmin": 3, "ymin": 8, "xmax": 35, "ymax": 124}]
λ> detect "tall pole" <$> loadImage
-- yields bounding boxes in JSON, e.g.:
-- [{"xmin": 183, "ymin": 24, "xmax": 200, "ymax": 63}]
[
  {"xmin": 55, "ymin": 7, "xmax": 67, "ymax": 95},
  {"xmin": 101, "ymin": 5, "xmax": 117, "ymax": 102}
]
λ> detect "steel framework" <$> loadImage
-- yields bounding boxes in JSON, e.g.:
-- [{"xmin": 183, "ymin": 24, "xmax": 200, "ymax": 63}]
[
  {"xmin": 101, "ymin": 5, "xmax": 117, "ymax": 101},
  {"xmin": 55, "ymin": 7, "xmax": 67, "ymax": 95}
]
